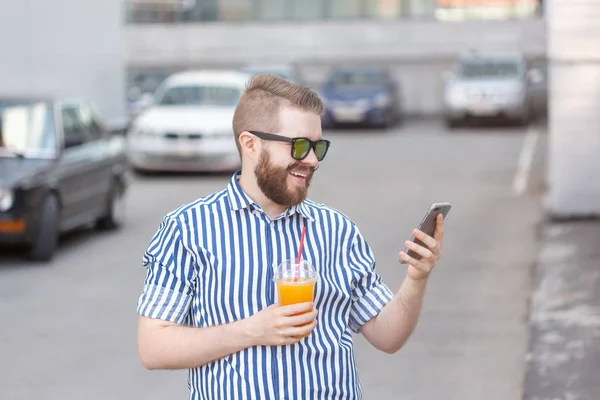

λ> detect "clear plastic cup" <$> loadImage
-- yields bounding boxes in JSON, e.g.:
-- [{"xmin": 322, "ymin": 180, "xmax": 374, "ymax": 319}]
[{"xmin": 273, "ymin": 259, "xmax": 318, "ymax": 337}]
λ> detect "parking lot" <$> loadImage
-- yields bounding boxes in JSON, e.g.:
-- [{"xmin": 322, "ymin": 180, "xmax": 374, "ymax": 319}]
[{"xmin": 0, "ymin": 120, "xmax": 547, "ymax": 399}]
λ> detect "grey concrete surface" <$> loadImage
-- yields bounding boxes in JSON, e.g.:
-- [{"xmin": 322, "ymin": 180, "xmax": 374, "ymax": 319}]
[
  {"xmin": 0, "ymin": 120, "xmax": 546, "ymax": 399},
  {"xmin": 524, "ymin": 221, "xmax": 600, "ymax": 400}
]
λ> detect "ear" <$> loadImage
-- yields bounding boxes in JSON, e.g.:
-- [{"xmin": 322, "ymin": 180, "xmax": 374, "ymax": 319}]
[{"xmin": 238, "ymin": 131, "xmax": 259, "ymax": 160}]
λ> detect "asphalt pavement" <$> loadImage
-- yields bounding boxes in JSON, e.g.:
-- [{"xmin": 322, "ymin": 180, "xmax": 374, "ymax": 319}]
[{"xmin": 0, "ymin": 120, "xmax": 547, "ymax": 400}]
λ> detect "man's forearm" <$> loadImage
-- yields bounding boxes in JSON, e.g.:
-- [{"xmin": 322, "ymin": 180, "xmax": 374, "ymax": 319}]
[
  {"xmin": 366, "ymin": 276, "xmax": 428, "ymax": 354},
  {"xmin": 138, "ymin": 317, "xmax": 254, "ymax": 370}
]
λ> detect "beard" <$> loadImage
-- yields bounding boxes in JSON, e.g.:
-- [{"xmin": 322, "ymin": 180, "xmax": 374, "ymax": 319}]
[{"xmin": 255, "ymin": 150, "xmax": 315, "ymax": 207}]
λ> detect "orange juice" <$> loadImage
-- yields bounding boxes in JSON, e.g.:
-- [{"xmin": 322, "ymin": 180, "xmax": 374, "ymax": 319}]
[
  {"xmin": 276, "ymin": 278, "xmax": 316, "ymax": 306},
  {"xmin": 275, "ymin": 277, "xmax": 317, "ymax": 338}
]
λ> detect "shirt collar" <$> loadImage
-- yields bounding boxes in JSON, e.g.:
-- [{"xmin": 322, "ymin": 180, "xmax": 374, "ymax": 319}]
[
  {"xmin": 226, "ymin": 171, "xmax": 314, "ymax": 222},
  {"xmin": 290, "ymin": 202, "xmax": 314, "ymax": 222},
  {"xmin": 226, "ymin": 171, "xmax": 254, "ymax": 211}
]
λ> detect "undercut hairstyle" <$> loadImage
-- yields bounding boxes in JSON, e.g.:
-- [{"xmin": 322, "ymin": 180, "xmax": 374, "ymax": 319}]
[{"xmin": 232, "ymin": 74, "xmax": 324, "ymax": 154}]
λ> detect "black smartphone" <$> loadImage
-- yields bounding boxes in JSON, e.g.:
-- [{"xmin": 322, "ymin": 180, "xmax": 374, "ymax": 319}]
[{"xmin": 400, "ymin": 202, "xmax": 452, "ymax": 264}]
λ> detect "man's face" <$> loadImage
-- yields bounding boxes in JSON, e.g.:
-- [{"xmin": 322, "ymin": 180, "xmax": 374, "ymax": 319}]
[{"xmin": 255, "ymin": 106, "xmax": 323, "ymax": 207}]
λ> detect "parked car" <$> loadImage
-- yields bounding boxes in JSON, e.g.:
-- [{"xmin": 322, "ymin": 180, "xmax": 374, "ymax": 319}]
[
  {"xmin": 443, "ymin": 52, "xmax": 542, "ymax": 127},
  {"xmin": 126, "ymin": 70, "xmax": 248, "ymax": 173},
  {"xmin": 0, "ymin": 97, "xmax": 128, "ymax": 261},
  {"xmin": 240, "ymin": 63, "xmax": 301, "ymax": 83},
  {"xmin": 320, "ymin": 66, "xmax": 402, "ymax": 128},
  {"xmin": 127, "ymin": 70, "xmax": 172, "ymax": 122}
]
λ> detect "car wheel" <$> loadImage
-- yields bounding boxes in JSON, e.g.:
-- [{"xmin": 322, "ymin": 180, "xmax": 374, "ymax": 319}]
[
  {"xmin": 28, "ymin": 195, "xmax": 59, "ymax": 262},
  {"xmin": 96, "ymin": 180, "xmax": 126, "ymax": 230}
]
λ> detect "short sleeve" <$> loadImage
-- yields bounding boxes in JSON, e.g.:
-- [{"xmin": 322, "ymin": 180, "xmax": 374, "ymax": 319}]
[
  {"xmin": 348, "ymin": 228, "xmax": 394, "ymax": 333},
  {"xmin": 136, "ymin": 216, "xmax": 196, "ymax": 324}
]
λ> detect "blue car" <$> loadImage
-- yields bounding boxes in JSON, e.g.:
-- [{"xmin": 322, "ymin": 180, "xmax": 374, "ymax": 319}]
[{"xmin": 320, "ymin": 67, "xmax": 402, "ymax": 128}]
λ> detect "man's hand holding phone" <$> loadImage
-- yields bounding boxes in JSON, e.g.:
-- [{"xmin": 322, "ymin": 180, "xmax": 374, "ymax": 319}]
[{"xmin": 399, "ymin": 213, "xmax": 445, "ymax": 281}]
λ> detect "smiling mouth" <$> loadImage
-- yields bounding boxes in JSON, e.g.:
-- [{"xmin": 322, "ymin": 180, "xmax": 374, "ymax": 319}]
[{"xmin": 289, "ymin": 171, "xmax": 308, "ymax": 179}]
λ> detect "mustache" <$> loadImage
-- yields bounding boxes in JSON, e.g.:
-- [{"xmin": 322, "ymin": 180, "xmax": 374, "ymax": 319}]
[{"xmin": 287, "ymin": 162, "xmax": 318, "ymax": 174}]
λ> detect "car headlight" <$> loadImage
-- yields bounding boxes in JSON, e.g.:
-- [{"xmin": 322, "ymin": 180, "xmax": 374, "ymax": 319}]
[
  {"xmin": 446, "ymin": 87, "xmax": 466, "ymax": 104},
  {"xmin": 0, "ymin": 188, "xmax": 15, "ymax": 211},
  {"xmin": 374, "ymin": 93, "xmax": 391, "ymax": 107}
]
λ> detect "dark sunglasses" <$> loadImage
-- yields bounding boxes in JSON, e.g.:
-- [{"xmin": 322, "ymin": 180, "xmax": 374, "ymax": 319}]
[{"xmin": 249, "ymin": 131, "xmax": 331, "ymax": 162}]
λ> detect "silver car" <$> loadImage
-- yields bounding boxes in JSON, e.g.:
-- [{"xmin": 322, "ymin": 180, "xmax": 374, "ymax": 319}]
[{"xmin": 443, "ymin": 52, "xmax": 541, "ymax": 127}]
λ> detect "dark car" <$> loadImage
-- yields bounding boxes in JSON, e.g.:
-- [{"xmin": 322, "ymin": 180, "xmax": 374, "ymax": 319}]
[
  {"xmin": 0, "ymin": 97, "xmax": 128, "ymax": 261},
  {"xmin": 320, "ymin": 66, "xmax": 402, "ymax": 128}
]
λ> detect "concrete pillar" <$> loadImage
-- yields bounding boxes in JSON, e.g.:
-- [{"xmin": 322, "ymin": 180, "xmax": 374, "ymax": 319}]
[
  {"xmin": 547, "ymin": 0, "xmax": 600, "ymax": 218},
  {"xmin": 0, "ymin": 0, "xmax": 125, "ymax": 127}
]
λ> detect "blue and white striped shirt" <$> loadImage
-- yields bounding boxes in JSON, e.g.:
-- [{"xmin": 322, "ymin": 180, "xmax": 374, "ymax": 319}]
[{"xmin": 137, "ymin": 172, "xmax": 394, "ymax": 400}]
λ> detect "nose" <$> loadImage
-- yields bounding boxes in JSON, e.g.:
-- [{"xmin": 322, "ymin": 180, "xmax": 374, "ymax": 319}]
[{"xmin": 302, "ymin": 147, "xmax": 319, "ymax": 167}]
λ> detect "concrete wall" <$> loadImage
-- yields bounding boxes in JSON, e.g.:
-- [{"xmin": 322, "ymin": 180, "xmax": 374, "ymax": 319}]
[
  {"xmin": 0, "ymin": 0, "xmax": 125, "ymax": 127},
  {"xmin": 547, "ymin": 0, "xmax": 600, "ymax": 218},
  {"xmin": 125, "ymin": 19, "xmax": 546, "ymax": 115}
]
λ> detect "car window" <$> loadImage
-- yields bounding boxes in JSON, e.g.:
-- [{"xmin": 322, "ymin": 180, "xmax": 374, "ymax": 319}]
[
  {"xmin": 61, "ymin": 102, "xmax": 106, "ymax": 148},
  {"xmin": 327, "ymin": 69, "xmax": 388, "ymax": 86},
  {"xmin": 156, "ymin": 85, "xmax": 242, "ymax": 106},
  {"xmin": 77, "ymin": 103, "xmax": 104, "ymax": 140},
  {"xmin": 0, "ymin": 102, "xmax": 57, "ymax": 158},
  {"xmin": 62, "ymin": 105, "xmax": 89, "ymax": 148},
  {"xmin": 458, "ymin": 61, "xmax": 522, "ymax": 79}
]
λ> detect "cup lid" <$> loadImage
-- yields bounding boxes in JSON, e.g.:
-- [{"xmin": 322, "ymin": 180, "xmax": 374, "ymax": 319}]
[{"xmin": 273, "ymin": 258, "xmax": 317, "ymax": 282}]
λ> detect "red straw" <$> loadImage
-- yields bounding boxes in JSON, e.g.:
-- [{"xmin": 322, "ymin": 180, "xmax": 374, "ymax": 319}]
[{"xmin": 295, "ymin": 226, "xmax": 307, "ymax": 281}]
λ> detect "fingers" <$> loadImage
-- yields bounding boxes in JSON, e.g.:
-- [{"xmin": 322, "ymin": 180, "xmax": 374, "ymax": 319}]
[
  {"xmin": 433, "ymin": 214, "xmax": 445, "ymax": 245},
  {"xmin": 399, "ymin": 251, "xmax": 428, "ymax": 272},
  {"xmin": 277, "ymin": 302, "xmax": 315, "ymax": 316},
  {"xmin": 399, "ymin": 250, "xmax": 417, "ymax": 265},
  {"xmin": 285, "ymin": 319, "xmax": 318, "ymax": 339},
  {"xmin": 412, "ymin": 228, "xmax": 437, "ymax": 250},
  {"xmin": 286, "ymin": 309, "xmax": 318, "ymax": 326},
  {"xmin": 404, "ymin": 240, "xmax": 433, "ymax": 259},
  {"xmin": 412, "ymin": 228, "xmax": 440, "ymax": 255}
]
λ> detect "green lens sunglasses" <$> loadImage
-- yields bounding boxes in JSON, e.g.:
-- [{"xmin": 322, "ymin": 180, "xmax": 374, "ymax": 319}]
[{"xmin": 249, "ymin": 131, "xmax": 331, "ymax": 162}]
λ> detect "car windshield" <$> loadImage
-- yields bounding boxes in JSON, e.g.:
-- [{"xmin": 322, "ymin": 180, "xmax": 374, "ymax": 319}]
[
  {"xmin": 328, "ymin": 69, "xmax": 387, "ymax": 87},
  {"xmin": 0, "ymin": 101, "xmax": 57, "ymax": 158},
  {"xmin": 156, "ymin": 85, "xmax": 242, "ymax": 106},
  {"xmin": 458, "ymin": 61, "xmax": 521, "ymax": 79}
]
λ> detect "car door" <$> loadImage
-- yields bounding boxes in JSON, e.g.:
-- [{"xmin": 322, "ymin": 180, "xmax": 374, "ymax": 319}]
[
  {"xmin": 77, "ymin": 101, "xmax": 114, "ymax": 210},
  {"xmin": 55, "ymin": 102, "xmax": 109, "ymax": 231}
]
